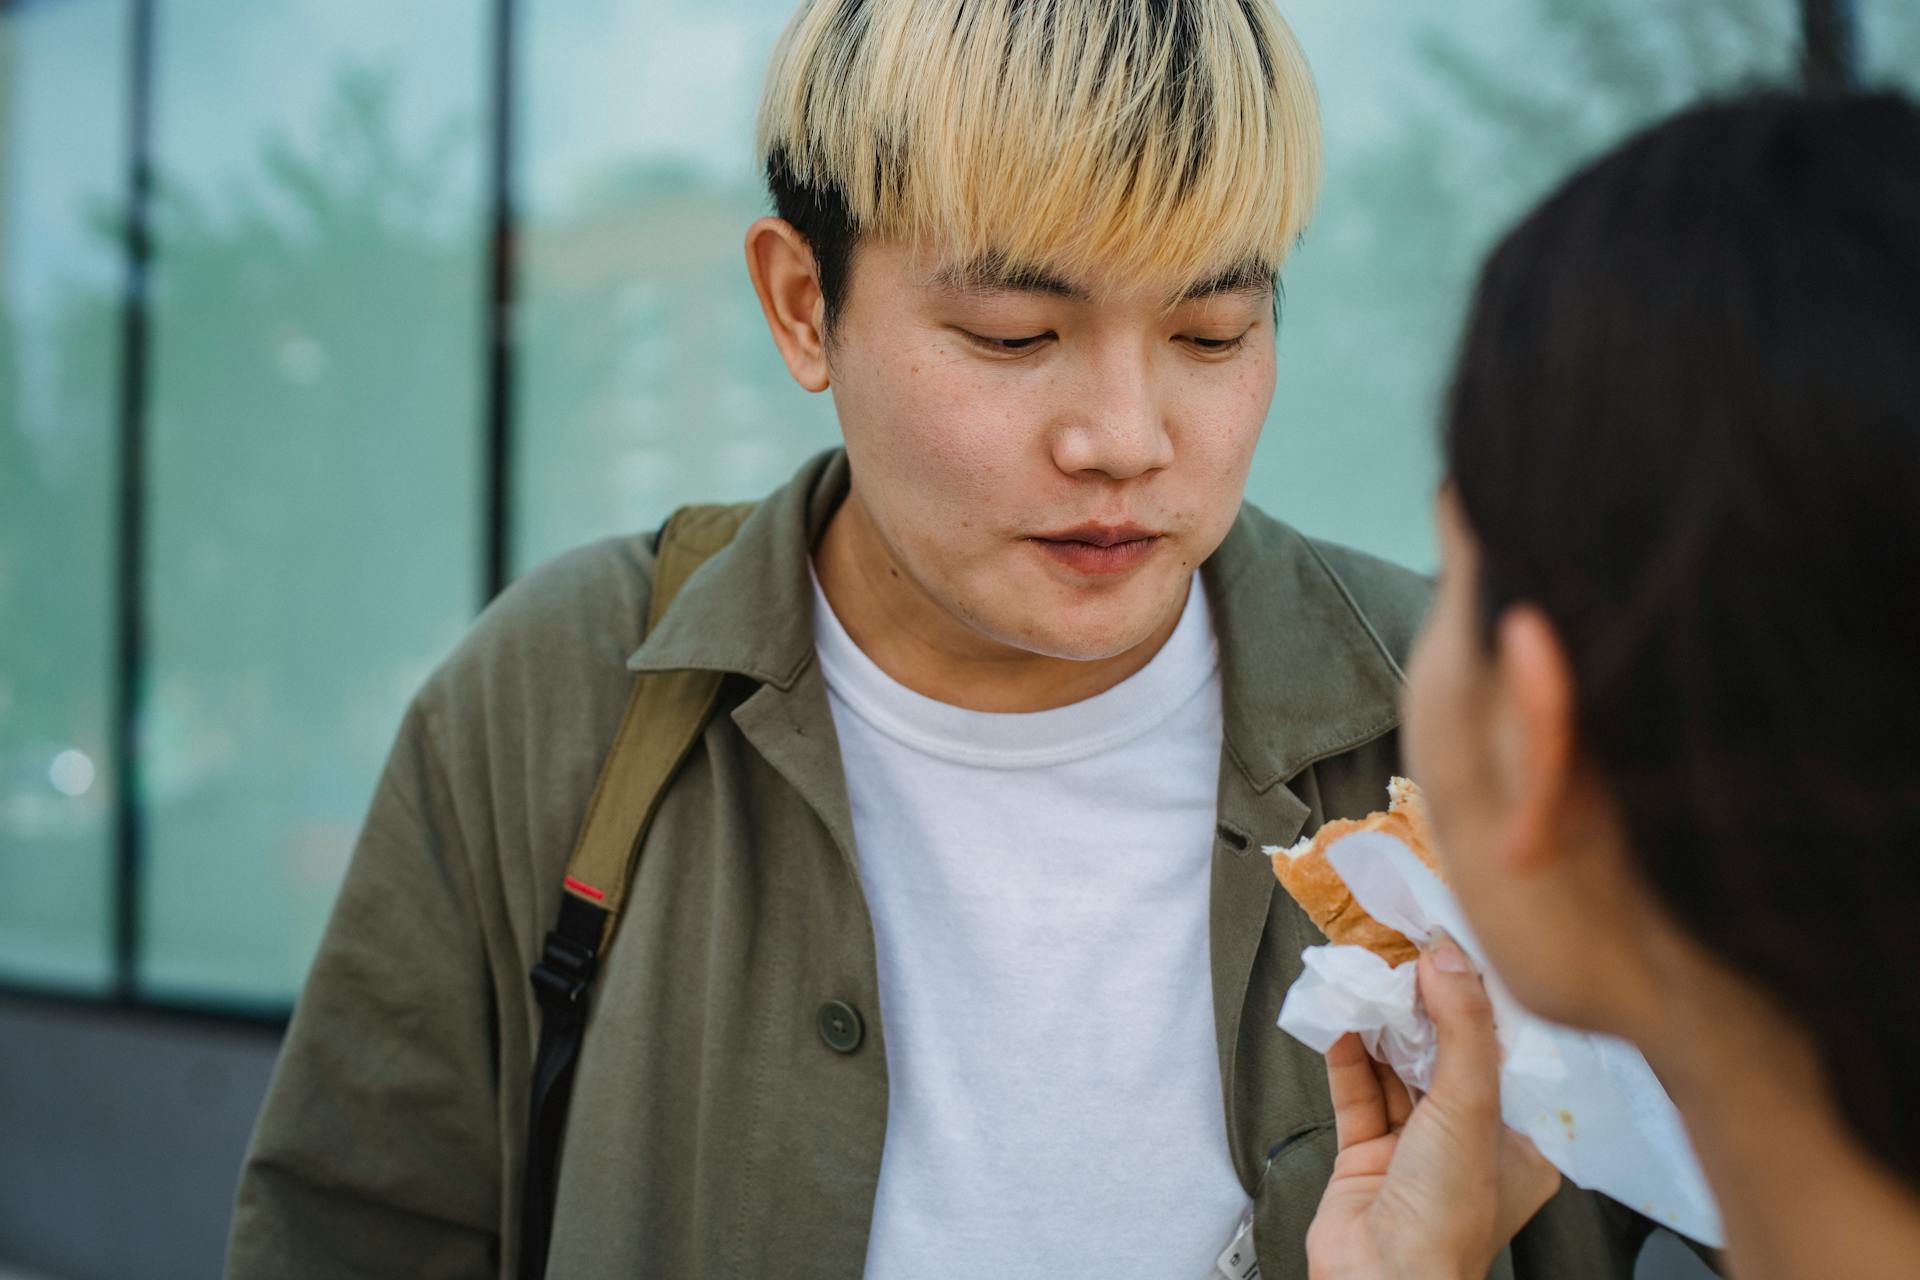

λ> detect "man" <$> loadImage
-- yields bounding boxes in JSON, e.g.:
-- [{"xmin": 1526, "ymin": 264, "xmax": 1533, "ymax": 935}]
[{"xmin": 226, "ymin": 1, "xmax": 1675, "ymax": 1276}]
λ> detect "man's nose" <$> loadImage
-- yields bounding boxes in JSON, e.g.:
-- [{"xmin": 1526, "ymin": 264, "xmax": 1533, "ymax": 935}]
[{"xmin": 1046, "ymin": 353, "xmax": 1174, "ymax": 481}]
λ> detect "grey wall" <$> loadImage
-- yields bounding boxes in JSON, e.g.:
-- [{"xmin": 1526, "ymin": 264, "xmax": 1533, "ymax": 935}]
[
  {"xmin": 0, "ymin": 997, "xmax": 280, "ymax": 1280},
  {"xmin": 0, "ymin": 994, "xmax": 1713, "ymax": 1280}
]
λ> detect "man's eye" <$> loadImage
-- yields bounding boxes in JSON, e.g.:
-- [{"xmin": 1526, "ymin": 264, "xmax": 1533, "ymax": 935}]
[
  {"xmin": 1181, "ymin": 328, "xmax": 1253, "ymax": 355},
  {"xmin": 962, "ymin": 330, "xmax": 1052, "ymax": 352}
]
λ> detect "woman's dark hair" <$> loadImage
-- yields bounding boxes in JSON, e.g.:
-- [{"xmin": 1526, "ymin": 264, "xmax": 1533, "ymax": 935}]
[{"xmin": 1445, "ymin": 90, "xmax": 1920, "ymax": 1187}]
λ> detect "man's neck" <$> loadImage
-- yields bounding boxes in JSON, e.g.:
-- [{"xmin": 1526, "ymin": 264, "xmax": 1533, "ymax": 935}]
[
  {"xmin": 810, "ymin": 487, "xmax": 1184, "ymax": 713},
  {"xmin": 1635, "ymin": 945, "xmax": 1920, "ymax": 1279}
]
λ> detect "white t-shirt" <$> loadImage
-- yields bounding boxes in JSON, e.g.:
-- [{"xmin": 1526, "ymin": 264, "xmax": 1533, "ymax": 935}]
[{"xmin": 809, "ymin": 567, "xmax": 1250, "ymax": 1280}]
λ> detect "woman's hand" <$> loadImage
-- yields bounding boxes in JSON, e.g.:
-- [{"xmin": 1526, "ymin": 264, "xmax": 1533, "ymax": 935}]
[{"xmin": 1305, "ymin": 930, "xmax": 1562, "ymax": 1280}]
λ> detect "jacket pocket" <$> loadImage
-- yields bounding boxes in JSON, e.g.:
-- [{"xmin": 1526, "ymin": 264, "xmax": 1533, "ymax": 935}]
[{"xmin": 1250, "ymin": 1119, "xmax": 1336, "ymax": 1280}]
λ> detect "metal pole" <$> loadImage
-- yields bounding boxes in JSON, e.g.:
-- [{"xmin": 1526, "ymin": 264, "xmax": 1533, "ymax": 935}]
[
  {"xmin": 111, "ymin": 0, "xmax": 157, "ymax": 999},
  {"xmin": 483, "ymin": 0, "xmax": 519, "ymax": 600},
  {"xmin": 1801, "ymin": 0, "xmax": 1860, "ymax": 94}
]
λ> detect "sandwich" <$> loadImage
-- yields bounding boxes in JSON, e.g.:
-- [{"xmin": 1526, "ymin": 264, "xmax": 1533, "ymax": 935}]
[{"xmin": 1267, "ymin": 777, "xmax": 1444, "ymax": 967}]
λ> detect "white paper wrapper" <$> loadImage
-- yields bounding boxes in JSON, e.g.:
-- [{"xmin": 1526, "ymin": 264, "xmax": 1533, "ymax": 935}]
[{"xmin": 1273, "ymin": 830, "xmax": 1724, "ymax": 1247}]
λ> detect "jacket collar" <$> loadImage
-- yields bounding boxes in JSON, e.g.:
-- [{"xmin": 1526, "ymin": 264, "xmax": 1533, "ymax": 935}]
[
  {"xmin": 628, "ymin": 446, "xmax": 1405, "ymax": 790},
  {"xmin": 628, "ymin": 447, "xmax": 847, "ymax": 690}
]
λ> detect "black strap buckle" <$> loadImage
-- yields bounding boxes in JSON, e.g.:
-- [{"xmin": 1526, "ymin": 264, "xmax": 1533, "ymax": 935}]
[{"xmin": 529, "ymin": 931, "xmax": 596, "ymax": 1011}]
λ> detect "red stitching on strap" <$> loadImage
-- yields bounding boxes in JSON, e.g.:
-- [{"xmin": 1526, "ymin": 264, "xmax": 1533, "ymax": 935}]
[{"xmin": 563, "ymin": 876, "xmax": 606, "ymax": 902}]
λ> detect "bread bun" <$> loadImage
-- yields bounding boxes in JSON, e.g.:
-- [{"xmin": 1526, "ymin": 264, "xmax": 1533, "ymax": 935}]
[{"xmin": 1267, "ymin": 777, "xmax": 1444, "ymax": 967}]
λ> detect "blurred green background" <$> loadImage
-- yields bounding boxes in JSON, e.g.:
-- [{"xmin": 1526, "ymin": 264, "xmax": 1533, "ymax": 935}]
[{"xmin": 2, "ymin": 0, "xmax": 1911, "ymax": 1010}]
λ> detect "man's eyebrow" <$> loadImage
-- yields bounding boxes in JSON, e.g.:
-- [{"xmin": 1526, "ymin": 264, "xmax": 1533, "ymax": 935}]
[
  {"xmin": 930, "ymin": 256, "xmax": 1276, "ymax": 305},
  {"xmin": 1176, "ymin": 259, "xmax": 1277, "ymax": 303},
  {"xmin": 931, "ymin": 257, "xmax": 1092, "ymax": 302}
]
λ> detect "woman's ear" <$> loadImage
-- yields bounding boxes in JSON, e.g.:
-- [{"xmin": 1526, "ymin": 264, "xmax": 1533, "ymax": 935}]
[
  {"xmin": 744, "ymin": 216, "xmax": 831, "ymax": 392},
  {"xmin": 1488, "ymin": 603, "xmax": 1580, "ymax": 874}
]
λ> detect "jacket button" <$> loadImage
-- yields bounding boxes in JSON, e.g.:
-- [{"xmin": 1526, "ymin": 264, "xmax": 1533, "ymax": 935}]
[{"xmin": 816, "ymin": 999, "xmax": 864, "ymax": 1053}]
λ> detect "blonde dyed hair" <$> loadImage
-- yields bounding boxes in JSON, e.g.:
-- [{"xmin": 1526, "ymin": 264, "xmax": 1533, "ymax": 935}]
[{"xmin": 756, "ymin": 0, "xmax": 1323, "ymax": 296}]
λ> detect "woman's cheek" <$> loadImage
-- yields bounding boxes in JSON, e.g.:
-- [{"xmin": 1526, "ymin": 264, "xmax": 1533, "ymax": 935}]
[{"xmin": 1403, "ymin": 592, "xmax": 1484, "ymax": 880}]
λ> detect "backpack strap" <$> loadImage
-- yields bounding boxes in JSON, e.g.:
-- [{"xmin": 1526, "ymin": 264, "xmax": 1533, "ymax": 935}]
[{"xmin": 517, "ymin": 500, "xmax": 757, "ymax": 1280}]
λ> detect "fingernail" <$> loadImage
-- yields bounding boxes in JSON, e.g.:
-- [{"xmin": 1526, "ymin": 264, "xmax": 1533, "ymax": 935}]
[{"xmin": 1426, "ymin": 926, "xmax": 1475, "ymax": 974}]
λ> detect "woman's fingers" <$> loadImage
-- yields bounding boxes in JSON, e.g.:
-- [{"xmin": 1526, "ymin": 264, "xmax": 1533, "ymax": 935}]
[
  {"xmin": 1330, "ymin": 928, "xmax": 1492, "ymax": 1155},
  {"xmin": 1418, "ymin": 928, "xmax": 1562, "ymax": 1239},
  {"xmin": 1326, "ymin": 1031, "xmax": 1391, "ymax": 1149},
  {"xmin": 1310, "ymin": 937, "xmax": 1556, "ymax": 1280},
  {"xmin": 1372, "ymin": 1054, "xmax": 1414, "ymax": 1129},
  {"xmin": 1418, "ymin": 926, "xmax": 1501, "ymax": 1129}
]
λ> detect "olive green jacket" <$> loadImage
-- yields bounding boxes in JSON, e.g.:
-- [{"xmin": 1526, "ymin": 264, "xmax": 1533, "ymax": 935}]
[{"xmin": 226, "ymin": 447, "xmax": 1668, "ymax": 1279}]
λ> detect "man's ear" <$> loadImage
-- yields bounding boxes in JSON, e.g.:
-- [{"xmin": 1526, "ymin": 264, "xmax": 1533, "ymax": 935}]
[
  {"xmin": 1488, "ymin": 603, "xmax": 1580, "ymax": 874},
  {"xmin": 744, "ymin": 216, "xmax": 831, "ymax": 392}
]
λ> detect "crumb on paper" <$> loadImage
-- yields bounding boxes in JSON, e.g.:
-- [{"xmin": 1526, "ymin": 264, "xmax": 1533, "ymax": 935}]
[{"xmin": 1559, "ymin": 1108, "xmax": 1577, "ymax": 1141}]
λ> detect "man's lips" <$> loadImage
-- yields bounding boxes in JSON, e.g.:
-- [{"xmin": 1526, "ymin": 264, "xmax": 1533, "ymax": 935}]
[
  {"xmin": 1025, "ymin": 529, "xmax": 1164, "ymax": 576},
  {"xmin": 1029, "ymin": 522, "xmax": 1161, "ymax": 547}
]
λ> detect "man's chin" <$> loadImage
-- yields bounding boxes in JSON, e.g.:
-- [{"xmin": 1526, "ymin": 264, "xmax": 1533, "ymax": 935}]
[
  {"xmin": 1039, "ymin": 578, "xmax": 1192, "ymax": 651},
  {"xmin": 1005, "ymin": 609, "xmax": 1172, "ymax": 665}
]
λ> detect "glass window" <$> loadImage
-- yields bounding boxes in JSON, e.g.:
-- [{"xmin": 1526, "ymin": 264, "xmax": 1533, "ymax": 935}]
[
  {"xmin": 511, "ymin": 0, "xmax": 853, "ymax": 575},
  {"xmin": 0, "ymin": 0, "xmax": 130, "ymax": 993},
  {"xmin": 1861, "ymin": 0, "xmax": 1920, "ymax": 93},
  {"xmin": 138, "ymin": 0, "xmax": 489, "ymax": 1003},
  {"xmin": 1263, "ymin": 0, "xmax": 1797, "ymax": 570}
]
